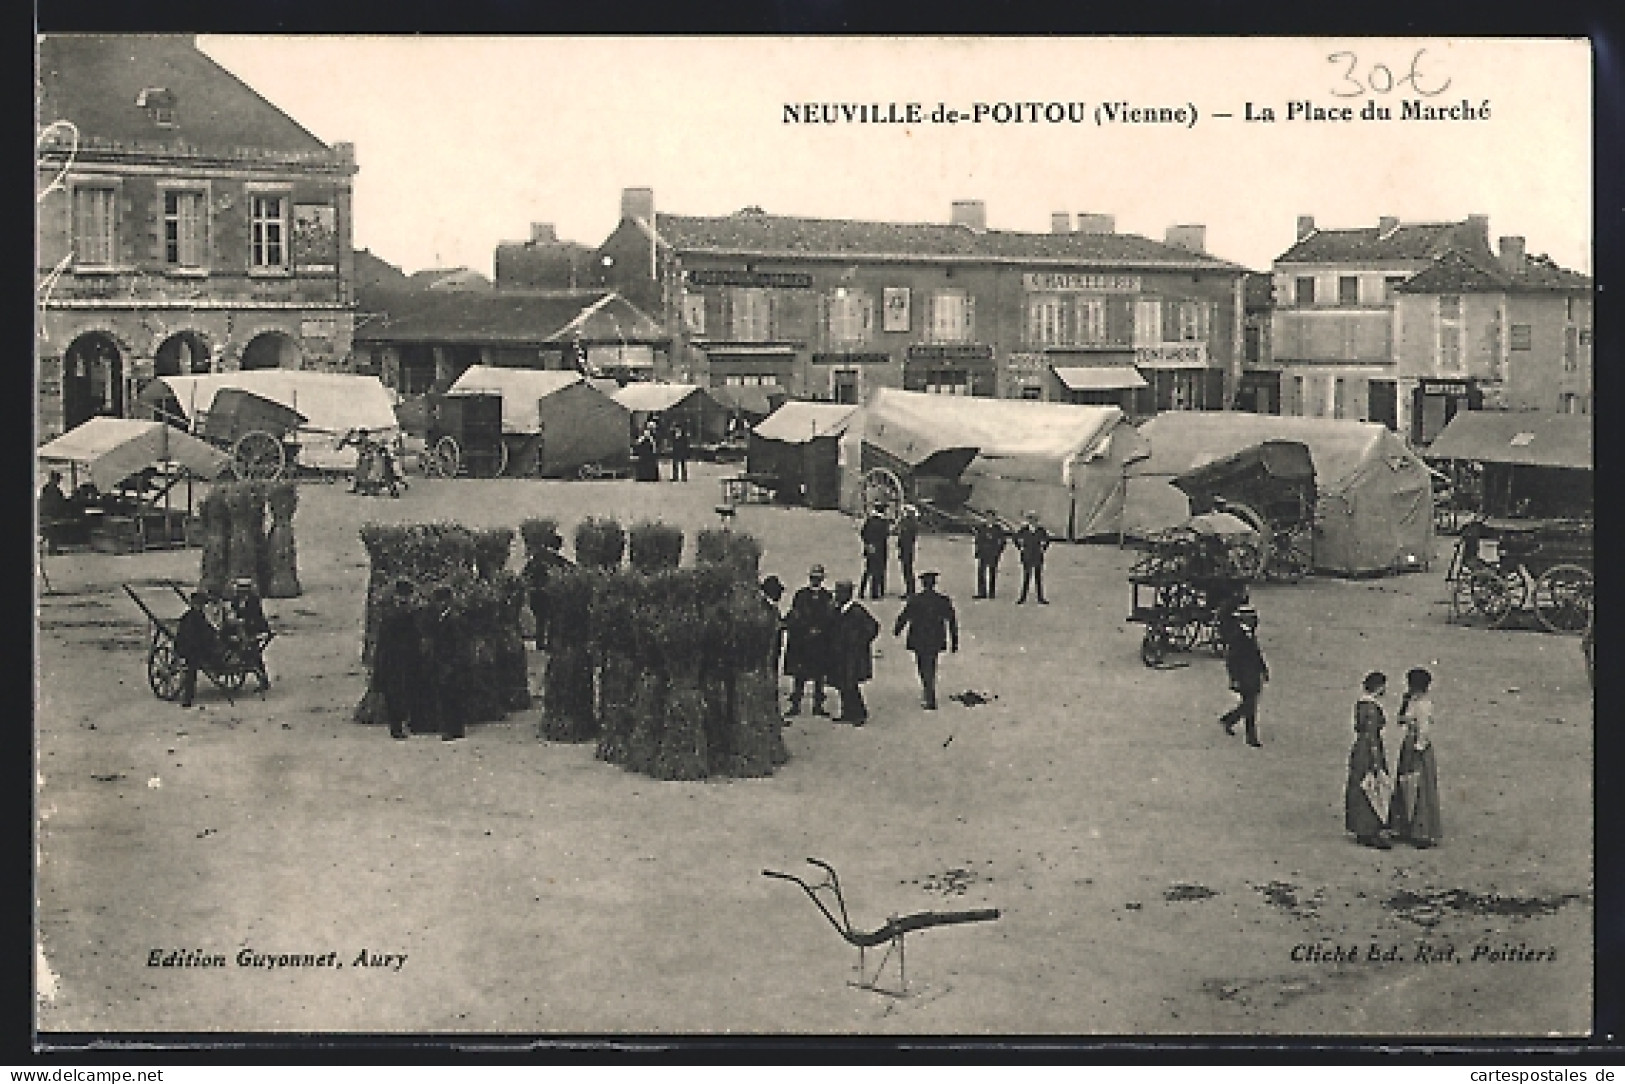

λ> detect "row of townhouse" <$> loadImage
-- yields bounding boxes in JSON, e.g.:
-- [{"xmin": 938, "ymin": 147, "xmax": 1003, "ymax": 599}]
[{"xmin": 590, "ymin": 189, "xmax": 1249, "ymax": 415}]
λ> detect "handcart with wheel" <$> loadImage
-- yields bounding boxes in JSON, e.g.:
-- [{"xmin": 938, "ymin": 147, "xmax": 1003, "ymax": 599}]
[
  {"xmin": 1171, "ymin": 439, "xmax": 1318, "ymax": 583},
  {"xmin": 417, "ymin": 393, "xmax": 508, "ymax": 479},
  {"xmin": 192, "ymin": 388, "xmax": 306, "ymax": 483},
  {"xmin": 1127, "ymin": 526, "xmax": 1250, "ymax": 667},
  {"xmin": 123, "ymin": 583, "xmax": 275, "ymax": 703},
  {"xmin": 1446, "ymin": 516, "xmax": 1593, "ymax": 633}
]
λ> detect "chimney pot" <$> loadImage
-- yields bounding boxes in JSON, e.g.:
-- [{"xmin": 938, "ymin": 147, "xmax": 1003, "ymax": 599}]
[
  {"xmin": 1165, "ymin": 224, "xmax": 1206, "ymax": 254},
  {"xmin": 1498, "ymin": 235, "xmax": 1527, "ymax": 273},
  {"xmin": 951, "ymin": 200, "xmax": 987, "ymax": 231},
  {"xmin": 530, "ymin": 222, "xmax": 557, "ymax": 244},
  {"xmin": 1051, "ymin": 212, "xmax": 1072, "ymax": 234},
  {"xmin": 621, "ymin": 187, "xmax": 655, "ymax": 223},
  {"xmin": 1296, "ymin": 215, "xmax": 1316, "ymax": 240},
  {"xmin": 1075, "ymin": 213, "xmax": 1115, "ymax": 235}
]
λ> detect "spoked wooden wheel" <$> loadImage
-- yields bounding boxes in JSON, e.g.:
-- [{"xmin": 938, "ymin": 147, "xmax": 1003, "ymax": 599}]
[
  {"xmin": 861, "ymin": 467, "xmax": 905, "ymax": 524},
  {"xmin": 1532, "ymin": 564, "xmax": 1593, "ymax": 634},
  {"xmin": 232, "ymin": 431, "xmax": 286, "ymax": 481},
  {"xmin": 148, "ymin": 639, "xmax": 185, "ymax": 701},
  {"xmin": 1454, "ymin": 568, "xmax": 1523, "ymax": 627},
  {"xmin": 1226, "ymin": 537, "xmax": 1267, "ymax": 581}
]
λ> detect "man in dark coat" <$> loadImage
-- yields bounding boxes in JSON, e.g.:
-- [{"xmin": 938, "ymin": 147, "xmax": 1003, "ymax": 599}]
[
  {"xmin": 892, "ymin": 570, "xmax": 958, "ymax": 710},
  {"xmin": 1013, "ymin": 511, "xmax": 1051, "ymax": 604},
  {"xmin": 783, "ymin": 564, "xmax": 834, "ymax": 717},
  {"xmin": 374, "ymin": 578, "xmax": 427, "ymax": 739},
  {"xmin": 895, "ymin": 505, "xmax": 920, "ymax": 597},
  {"xmin": 669, "ymin": 424, "xmax": 690, "ymax": 482},
  {"xmin": 522, "ymin": 532, "xmax": 573, "ymax": 650},
  {"xmin": 174, "ymin": 591, "xmax": 220, "ymax": 708},
  {"xmin": 858, "ymin": 505, "xmax": 890, "ymax": 600},
  {"xmin": 972, "ymin": 519, "xmax": 1007, "ymax": 600},
  {"xmin": 1218, "ymin": 605, "xmax": 1269, "ymax": 747},
  {"xmin": 828, "ymin": 580, "xmax": 881, "ymax": 725}
]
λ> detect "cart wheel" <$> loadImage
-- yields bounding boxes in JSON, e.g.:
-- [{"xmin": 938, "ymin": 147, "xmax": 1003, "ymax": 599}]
[
  {"xmin": 862, "ymin": 468, "xmax": 906, "ymax": 524},
  {"xmin": 1271, "ymin": 528, "xmax": 1313, "ymax": 583},
  {"xmin": 232, "ymin": 431, "xmax": 286, "ymax": 482},
  {"xmin": 433, "ymin": 435, "xmax": 463, "ymax": 478},
  {"xmin": 148, "ymin": 639, "xmax": 185, "ymax": 701},
  {"xmin": 1462, "ymin": 569, "xmax": 1522, "ymax": 627},
  {"xmin": 1227, "ymin": 537, "xmax": 1267, "ymax": 581},
  {"xmin": 1533, "ymin": 564, "xmax": 1592, "ymax": 634},
  {"xmin": 1140, "ymin": 627, "xmax": 1167, "ymax": 668}
]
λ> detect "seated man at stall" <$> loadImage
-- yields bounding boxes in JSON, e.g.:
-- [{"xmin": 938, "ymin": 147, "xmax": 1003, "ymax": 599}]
[{"xmin": 38, "ymin": 470, "xmax": 76, "ymax": 553}]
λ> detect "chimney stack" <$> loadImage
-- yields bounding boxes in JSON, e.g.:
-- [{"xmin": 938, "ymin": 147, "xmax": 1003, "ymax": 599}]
[
  {"xmin": 951, "ymin": 200, "xmax": 987, "ymax": 231},
  {"xmin": 1296, "ymin": 215, "xmax": 1316, "ymax": 240},
  {"xmin": 1165, "ymin": 224, "xmax": 1207, "ymax": 254},
  {"xmin": 530, "ymin": 222, "xmax": 557, "ymax": 244},
  {"xmin": 1379, "ymin": 215, "xmax": 1399, "ymax": 236},
  {"xmin": 1498, "ymin": 235, "xmax": 1527, "ymax": 273},
  {"xmin": 1466, "ymin": 214, "xmax": 1491, "ymax": 247},
  {"xmin": 1050, "ymin": 212, "xmax": 1072, "ymax": 234},
  {"xmin": 1074, "ymin": 213, "xmax": 1116, "ymax": 235},
  {"xmin": 621, "ymin": 187, "xmax": 655, "ymax": 223}
]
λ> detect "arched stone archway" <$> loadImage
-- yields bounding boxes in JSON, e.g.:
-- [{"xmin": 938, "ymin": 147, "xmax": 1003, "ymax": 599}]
[
  {"xmin": 239, "ymin": 331, "xmax": 303, "ymax": 371},
  {"xmin": 62, "ymin": 331, "xmax": 126, "ymax": 430},
  {"xmin": 155, "ymin": 330, "xmax": 214, "ymax": 376}
]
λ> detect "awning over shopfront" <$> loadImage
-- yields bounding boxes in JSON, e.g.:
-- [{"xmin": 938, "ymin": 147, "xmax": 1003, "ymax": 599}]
[{"xmin": 1053, "ymin": 365, "xmax": 1148, "ymax": 391}]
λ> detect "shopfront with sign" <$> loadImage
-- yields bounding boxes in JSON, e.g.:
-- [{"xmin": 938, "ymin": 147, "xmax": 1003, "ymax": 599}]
[
  {"xmin": 903, "ymin": 343, "xmax": 996, "ymax": 397},
  {"xmin": 1412, "ymin": 377, "xmax": 1482, "ymax": 447}
]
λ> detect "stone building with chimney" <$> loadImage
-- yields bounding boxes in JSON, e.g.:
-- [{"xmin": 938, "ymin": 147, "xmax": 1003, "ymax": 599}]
[
  {"xmin": 35, "ymin": 34, "xmax": 358, "ymax": 439},
  {"xmin": 594, "ymin": 188, "xmax": 1247, "ymax": 414}
]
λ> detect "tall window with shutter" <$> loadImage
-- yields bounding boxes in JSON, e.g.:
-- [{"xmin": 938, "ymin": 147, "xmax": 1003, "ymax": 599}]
[
  {"xmin": 1133, "ymin": 299, "xmax": 1162, "ymax": 346},
  {"xmin": 1171, "ymin": 300, "xmax": 1210, "ymax": 342},
  {"xmin": 826, "ymin": 291, "xmax": 874, "ymax": 346},
  {"xmin": 249, "ymin": 194, "xmax": 288, "ymax": 270},
  {"xmin": 730, "ymin": 288, "xmax": 773, "ymax": 341},
  {"xmin": 163, "ymin": 189, "xmax": 207, "ymax": 270},
  {"xmin": 928, "ymin": 290, "xmax": 974, "ymax": 343},
  {"xmin": 72, "ymin": 185, "xmax": 117, "ymax": 268},
  {"xmin": 1438, "ymin": 295, "xmax": 1463, "ymax": 373}
]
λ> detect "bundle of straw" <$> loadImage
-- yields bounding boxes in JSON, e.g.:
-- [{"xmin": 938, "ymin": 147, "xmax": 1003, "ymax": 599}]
[
  {"xmin": 224, "ymin": 483, "xmax": 266, "ymax": 587},
  {"xmin": 196, "ymin": 488, "xmax": 230, "ymax": 597},
  {"xmin": 262, "ymin": 482, "xmax": 301, "ymax": 598}
]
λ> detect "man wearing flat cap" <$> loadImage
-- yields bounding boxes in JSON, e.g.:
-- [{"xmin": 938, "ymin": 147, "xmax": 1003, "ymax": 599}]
[
  {"xmin": 784, "ymin": 564, "xmax": 835, "ymax": 717},
  {"xmin": 893, "ymin": 569, "xmax": 958, "ymax": 710}
]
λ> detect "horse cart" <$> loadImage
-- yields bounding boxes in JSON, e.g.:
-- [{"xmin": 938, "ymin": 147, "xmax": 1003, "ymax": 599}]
[
  {"xmin": 1128, "ymin": 525, "xmax": 1251, "ymax": 667},
  {"xmin": 417, "ymin": 393, "xmax": 507, "ymax": 479},
  {"xmin": 1446, "ymin": 516, "xmax": 1593, "ymax": 633},
  {"xmin": 1171, "ymin": 440, "xmax": 1317, "ymax": 583},
  {"xmin": 191, "ymin": 388, "xmax": 307, "ymax": 482},
  {"xmin": 123, "ymin": 583, "xmax": 274, "ymax": 703}
]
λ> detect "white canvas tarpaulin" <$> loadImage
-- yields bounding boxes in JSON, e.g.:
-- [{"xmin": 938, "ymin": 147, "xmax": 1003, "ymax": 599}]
[
  {"xmin": 447, "ymin": 366, "xmax": 590, "ymax": 433},
  {"xmin": 838, "ymin": 388, "xmax": 1149, "ymax": 539},
  {"xmin": 144, "ymin": 372, "xmax": 401, "ymax": 471},
  {"xmin": 753, "ymin": 402, "xmax": 859, "ymax": 444},
  {"xmin": 1125, "ymin": 412, "xmax": 1434, "ymax": 574},
  {"xmin": 39, "ymin": 418, "xmax": 231, "ymax": 493},
  {"xmin": 446, "ymin": 365, "xmax": 631, "ymax": 477}
]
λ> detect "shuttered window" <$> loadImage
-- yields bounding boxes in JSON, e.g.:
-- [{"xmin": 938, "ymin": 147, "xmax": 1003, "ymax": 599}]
[
  {"xmin": 73, "ymin": 185, "xmax": 117, "ymax": 267},
  {"xmin": 928, "ymin": 291, "xmax": 974, "ymax": 343},
  {"xmin": 164, "ymin": 189, "xmax": 207, "ymax": 269}
]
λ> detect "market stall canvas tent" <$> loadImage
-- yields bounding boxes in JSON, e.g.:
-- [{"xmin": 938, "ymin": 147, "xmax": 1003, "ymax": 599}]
[
  {"xmin": 1124, "ymin": 412, "xmax": 1434, "ymax": 574},
  {"xmin": 612, "ymin": 383, "xmax": 728, "ymax": 444},
  {"xmin": 1424, "ymin": 410, "xmax": 1592, "ymax": 519},
  {"xmin": 748, "ymin": 401, "xmax": 860, "ymax": 508},
  {"xmin": 445, "ymin": 365, "xmax": 633, "ymax": 478},
  {"xmin": 837, "ymin": 388, "xmax": 1149, "ymax": 540},
  {"xmin": 38, "ymin": 417, "xmax": 232, "ymax": 494}
]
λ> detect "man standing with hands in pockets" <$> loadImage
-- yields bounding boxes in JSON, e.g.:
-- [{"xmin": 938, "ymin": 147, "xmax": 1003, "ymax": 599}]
[{"xmin": 893, "ymin": 570, "xmax": 958, "ymax": 710}]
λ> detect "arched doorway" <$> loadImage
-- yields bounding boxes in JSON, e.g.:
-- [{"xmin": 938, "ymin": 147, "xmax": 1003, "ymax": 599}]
[
  {"xmin": 155, "ymin": 331, "xmax": 213, "ymax": 375},
  {"xmin": 62, "ymin": 332, "xmax": 125, "ymax": 430},
  {"xmin": 239, "ymin": 331, "xmax": 302, "ymax": 371}
]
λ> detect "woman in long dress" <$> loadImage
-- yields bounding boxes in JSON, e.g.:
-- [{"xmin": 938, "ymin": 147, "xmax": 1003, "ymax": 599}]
[
  {"xmin": 1345, "ymin": 671, "xmax": 1392, "ymax": 849},
  {"xmin": 1389, "ymin": 667, "xmax": 1442, "ymax": 847}
]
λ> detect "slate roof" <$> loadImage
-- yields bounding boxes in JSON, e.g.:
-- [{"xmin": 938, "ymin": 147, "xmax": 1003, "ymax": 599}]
[
  {"xmin": 646, "ymin": 211, "xmax": 1243, "ymax": 270},
  {"xmin": 355, "ymin": 288, "xmax": 667, "ymax": 345},
  {"xmin": 1396, "ymin": 249, "xmax": 1593, "ymax": 294},
  {"xmin": 37, "ymin": 34, "xmax": 337, "ymax": 162},
  {"xmin": 1275, "ymin": 219, "xmax": 1493, "ymax": 265}
]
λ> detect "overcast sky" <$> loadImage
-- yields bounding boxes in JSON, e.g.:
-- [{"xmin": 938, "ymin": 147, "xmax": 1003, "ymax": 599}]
[{"xmin": 195, "ymin": 36, "xmax": 1592, "ymax": 278}]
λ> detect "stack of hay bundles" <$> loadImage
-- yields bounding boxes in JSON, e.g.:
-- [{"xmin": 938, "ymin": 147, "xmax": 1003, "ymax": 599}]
[
  {"xmin": 198, "ymin": 481, "xmax": 301, "ymax": 598},
  {"xmin": 353, "ymin": 523, "xmax": 529, "ymax": 730},
  {"xmin": 539, "ymin": 516, "xmax": 784, "ymax": 780}
]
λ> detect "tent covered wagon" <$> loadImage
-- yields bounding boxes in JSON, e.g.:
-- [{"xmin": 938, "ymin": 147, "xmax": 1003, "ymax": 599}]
[
  {"xmin": 444, "ymin": 365, "xmax": 633, "ymax": 478},
  {"xmin": 746, "ymin": 401, "xmax": 860, "ymax": 508},
  {"xmin": 612, "ymin": 383, "xmax": 728, "ymax": 445},
  {"xmin": 1124, "ymin": 412, "xmax": 1433, "ymax": 575},
  {"xmin": 37, "ymin": 418, "xmax": 231, "ymax": 552},
  {"xmin": 837, "ymin": 388, "xmax": 1149, "ymax": 539},
  {"xmin": 140, "ymin": 371, "xmax": 401, "ymax": 477}
]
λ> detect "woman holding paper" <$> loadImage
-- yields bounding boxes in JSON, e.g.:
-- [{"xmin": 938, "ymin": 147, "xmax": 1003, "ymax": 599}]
[
  {"xmin": 1388, "ymin": 668, "xmax": 1442, "ymax": 848},
  {"xmin": 1345, "ymin": 671, "xmax": 1393, "ymax": 849}
]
